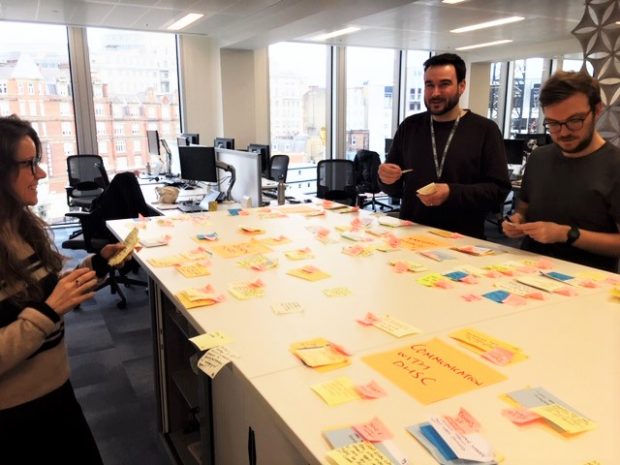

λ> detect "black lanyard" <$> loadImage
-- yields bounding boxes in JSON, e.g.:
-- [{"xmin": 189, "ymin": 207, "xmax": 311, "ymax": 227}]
[{"xmin": 430, "ymin": 113, "xmax": 461, "ymax": 179}]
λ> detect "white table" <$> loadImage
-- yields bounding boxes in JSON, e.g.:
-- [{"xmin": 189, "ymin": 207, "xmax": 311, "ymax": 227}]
[{"xmin": 107, "ymin": 206, "xmax": 620, "ymax": 465}]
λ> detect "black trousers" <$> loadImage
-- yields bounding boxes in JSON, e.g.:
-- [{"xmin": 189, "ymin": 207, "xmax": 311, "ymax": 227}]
[{"xmin": 0, "ymin": 380, "xmax": 104, "ymax": 465}]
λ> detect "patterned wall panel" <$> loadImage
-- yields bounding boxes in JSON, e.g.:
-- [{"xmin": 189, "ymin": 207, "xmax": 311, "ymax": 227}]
[{"xmin": 572, "ymin": 0, "xmax": 620, "ymax": 147}]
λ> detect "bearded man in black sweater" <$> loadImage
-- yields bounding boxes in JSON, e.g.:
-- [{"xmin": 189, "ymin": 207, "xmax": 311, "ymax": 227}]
[{"xmin": 379, "ymin": 53, "xmax": 510, "ymax": 239}]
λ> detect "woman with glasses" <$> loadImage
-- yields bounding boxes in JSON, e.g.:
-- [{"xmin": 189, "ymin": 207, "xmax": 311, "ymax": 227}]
[
  {"xmin": 0, "ymin": 115, "xmax": 125, "ymax": 463},
  {"xmin": 503, "ymin": 71, "xmax": 620, "ymax": 272}
]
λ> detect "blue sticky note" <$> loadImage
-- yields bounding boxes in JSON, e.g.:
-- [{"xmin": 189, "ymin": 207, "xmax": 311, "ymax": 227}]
[
  {"xmin": 443, "ymin": 271, "xmax": 468, "ymax": 281},
  {"xmin": 419, "ymin": 423, "xmax": 457, "ymax": 460},
  {"xmin": 483, "ymin": 290, "xmax": 510, "ymax": 303},
  {"xmin": 544, "ymin": 271, "xmax": 574, "ymax": 281},
  {"xmin": 228, "ymin": 208, "xmax": 241, "ymax": 216},
  {"xmin": 197, "ymin": 232, "xmax": 218, "ymax": 241}
]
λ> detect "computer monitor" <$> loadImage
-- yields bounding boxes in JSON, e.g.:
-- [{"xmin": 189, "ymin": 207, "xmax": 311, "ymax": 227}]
[
  {"xmin": 514, "ymin": 133, "xmax": 551, "ymax": 147},
  {"xmin": 216, "ymin": 148, "xmax": 261, "ymax": 207},
  {"xmin": 181, "ymin": 133, "xmax": 200, "ymax": 145},
  {"xmin": 214, "ymin": 137, "xmax": 235, "ymax": 150},
  {"xmin": 504, "ymin": 139, "xmax": 525, "ymax": 165},
  {"xmin": 179, "ymin": 146, "xmax": 218, "ymax": 183},
  {"xmin": 247, "ymin": 143, "xmax": 270, "ymax": 177},
  {"xmin": 147, "ymin": 130, "xmax": 160, "ymax": 156}
]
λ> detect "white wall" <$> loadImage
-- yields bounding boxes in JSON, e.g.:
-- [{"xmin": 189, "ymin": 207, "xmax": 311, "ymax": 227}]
[
  {"xmin": 468, "ymin": 62, "xmax": 491, "ymax": 117},
  {"xmin": 178, "ymin": 35, "xmax": 224, "ymax": 144}
]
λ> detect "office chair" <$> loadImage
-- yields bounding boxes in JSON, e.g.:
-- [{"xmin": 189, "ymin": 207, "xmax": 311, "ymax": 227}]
[
  {"xmin": 62, "ymin": 172, "xmax": 160, "ymax": 309},
  {"xmin": 316, "ymin": 159, "xmax": 357, "ymax": 206},
  {"xmin": 65, "ymin": 155, "xmax": 110, "ymax": 210},
  {"xmin": 268, "ymin": 155, "xmax": 290, "ymax": 182},
  {"xmin": 353, "ymin": 149, "xmax": 392, "ymax": 211}
]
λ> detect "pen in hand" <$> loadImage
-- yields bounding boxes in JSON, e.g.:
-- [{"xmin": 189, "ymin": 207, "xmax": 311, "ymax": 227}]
[{"xmin": 401, "ymin": 169, "xmax": 413, "ymax": 174}]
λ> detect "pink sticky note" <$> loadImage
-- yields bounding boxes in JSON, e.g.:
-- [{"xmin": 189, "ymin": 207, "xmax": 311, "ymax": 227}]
[
  {"xmin": 350, "ymin": 218, "xmax": 363, "ymax": 231},
  {"xmin": 356, "ymin": 380, "xmax": 387, "ymax": 399},
  {"xmin": 501, "ymin": 407, "xmax": 541, "ymax": 425},
  {"xmin": 461, "ymin": 293, "xmax": 482, "ymax": 302},
  {"xmin": 481, "ymin": 347, "xmax": 515, "ymax": 366},
  {"xmin": 503, "ymin": 294, "xmax": 527, "ymax": 306},
  {"xmin": 330, "ymin": 342, "xmax": 351, "ymax": 356},
  {"xmin": 249, "ymin": 279, "xmax": 265, "ymax": 288},
  {"xmin": 388, "ymin": 237, "xmax": 401, "ymax": 248},
  {"xmin": 239, "ymin": 210, "xmax": 250, "ymax": 216},
  {"xmin": 357, "ymin": 312, "xmax": 381, "ymax": 326},
  {"xmin": 393, "ymin": 261, "xmax": 409, "ymax": 273},
  {"xmin": 579, "ymin": 280, "xmax": 597, "ymax": 288},
  {"xmin": 524, "ymin": 292, "xmax": 545, "ymax": 301},
  {"xmin": 554, "ymin": 287, "xmax": 578, "ymax": 297},
  {"xmin": 484, "ymin": 271, "xmax": 502, "ymax": 278},
  {"xmin": 352, "ymin": 417, "xmax": 393, "ymax": 442},
  {"xmin": 606, "ymin": 276, "xmax": 620, "ymax": 285},
  {"xmin": 434, "ymin": 280, "xmax": 453, "ymax": 289},
  {"xmin": 460, "ymin": 275, "xmax": 479, "ymax": 285},
  {"xmin": 455, "ymin": 408, "xmax": 481, "ymax": 434},
  {"xmin": 535, "ymin": 258, "xmax": 554, "ymax": 269}
]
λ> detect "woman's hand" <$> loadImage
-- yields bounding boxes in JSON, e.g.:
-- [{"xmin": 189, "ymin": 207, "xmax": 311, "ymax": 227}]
[{"xmin": 45, "ymin": 268, "xmax": 97, "ymax": 316}]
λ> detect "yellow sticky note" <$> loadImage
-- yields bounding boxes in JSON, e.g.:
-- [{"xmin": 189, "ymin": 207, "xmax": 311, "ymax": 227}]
[
  {"xmin": 326, "ymin": 442, "xmax": 392, "ymax": 465},
  {"xmin": 285, "ymin": 248, "xmax": 314, "ymax": 260},
  {"xmin": 363, "ymin": 338, "xmax": 506, "ymax": 404},
  {"xmin": 311, "ymin": 377, "xmax": 361, "ymax": 406},
  {"xmin": 417, "ymin": 273, "xmax": 446, "ymax": 287},
  {"xmin": 531, "ymin": 404, "xmax": 596, "ymax": 434},
  {"xmin": 239, "ymin": 225, "xmax": 265, "ymax": 235},
  {"xmin": 260, "ymin": 235, "xmax": 291, "ymax": 246},
  {"xmin": 181, "ymin": 249, "xmax": 212, "ymax": 261},
  {"xmin": 449, "ymin": 328, "xmax": 527, "ymax": 364},
  {"xmin": 189, "ymin": 331, "xmax": 232, "ymax": 351},
  {"xmin": 400, "ymin": 234, "xmax": 447, "ymax": 251},
  {"xmin": 211, "ymin": 241, "xmax": 271, "ymax": 258},
  {"xmin": 271, "ymin": 301, "xmax": 304, "ymax": 315},
  {"xmin": 228, "ymin": 281, "xmax": 265, "ymax": 300},
  {"xmin": 176, "ymin": 289, "xmax": 220, "ymax": 309},
  {"xmin": 108, "ymin": 227, "xmax": 139, "ymax": 266},
  {"xmin": 237, "ymin": 254, "xmax": 278, "ymax": 271},
  {"xmin": 287, "ymin": 266, "xmax": 331, "ymax": 282},
  {"xmin": 373, "ymin": 314, "xmax": 423, "ymax": 338},
  {"xmin": 323, "ymin": 287, "xmax": 352, "ymax": 297},
  {"xmin": 295, "ymin": 346, "xmax": 347, "ymax": 368},
  {"xmin": 148, "ymin": 254, "xmax": 186, "ymax": 267},
  {"xmin": 176, "ymin": 262, "xmax": 211, "ymax": 278}
]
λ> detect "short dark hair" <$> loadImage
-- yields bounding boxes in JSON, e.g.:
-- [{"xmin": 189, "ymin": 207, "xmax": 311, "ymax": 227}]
[
  {"xmin": 539, "ymin": 70, "xmax": 601, "ymax": 111},
  {"xmin": 423, "ymin": 53, "xmax": 466, "ymax": 82}
]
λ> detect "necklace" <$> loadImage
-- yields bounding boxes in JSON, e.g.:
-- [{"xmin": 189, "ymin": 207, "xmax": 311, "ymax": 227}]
[{"xmin": 430, "ymin": 113, "xmax": 461, "ymax": 179}]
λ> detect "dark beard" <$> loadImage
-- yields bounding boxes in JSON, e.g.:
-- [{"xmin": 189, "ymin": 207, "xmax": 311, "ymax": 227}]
[
  {"xmin": 425, "ymin": 93, "xmax": 460, "ymax": 116},
  {"xmin": 556, "ymin": 124, "xmax": 595, "ymax": 154}
]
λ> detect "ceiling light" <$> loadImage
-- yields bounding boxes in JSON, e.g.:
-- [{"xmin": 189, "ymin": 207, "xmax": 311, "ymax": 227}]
[
  {"xmin": 442, "ymin": 0, "xmax": 467, "ymax": 3},
  {"xmin": 456, "ymin": 39, "xmax": 512, "ymax": 51},
  {"xmin": 311, "ymin": 27, "xmax": 361, "ymax": 41},
  {"xmin": 167, "ymin": 13, "xmax": 204, "ymax": 31},
  {"xmin": 451, "ymin": 16, "xmax": 524, "ymax": 33}
]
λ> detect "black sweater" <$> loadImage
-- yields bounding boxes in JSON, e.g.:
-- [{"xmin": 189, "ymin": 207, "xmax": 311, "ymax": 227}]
[{"xmin": 380, "ymin": 110, "xmax": 511, "ymax": 238}]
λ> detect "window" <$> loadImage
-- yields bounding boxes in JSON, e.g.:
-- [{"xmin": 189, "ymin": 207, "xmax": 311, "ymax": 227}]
[
  {"xmin": 506, "ymin": 58, "xmax": 546, "ymax": 136},
  {"xmin": 61, "ymin": 122, "xmax": 73, "ymax": 136},
  {"xmin": 99, "ymin": 140, "xmax": 108, "ymax": 154},
  {"xmin": 0, "ymin": 21, "xmax": 76, "ymax": 221},
  {"xmin": 345, "ymin": 47, "xmax": 396, "ymax": 159},
  {"xmin": 133, "ymin": 139, "xmax": 142, "ymax": 153},
  {"xmin": 63, "ymin": 142, "xmax": 74, "ymax": 156},
  {"xmin": 404, "ymin": 50, "xmax": 429, "ymax": 119},
  {"xmin": 88, "ymin": 28, "xmax": 180, "ymax": 176},
  {"xmin": 95, "ymin": 103, "xmax": 104, "ymax": 116},
  {"xmin": 60, "ymin": 102, "xmax": 71, "ymax": 116},
  {"xmin": 115, "ymin": 139, "xmax": 126, "ymax": 153},
  {"xmin": 488, "ymin": 62, "xmax": 503, "ymax": 125},
  {"xmin": 269, "ymin": 42, "xmax": 328, "ymax": 164}
]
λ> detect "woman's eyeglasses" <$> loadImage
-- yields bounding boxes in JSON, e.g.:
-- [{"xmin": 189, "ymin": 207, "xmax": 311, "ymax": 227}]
[{"xmin": 14, "ymin": 155, "xmax": 42, "ymax": 175}]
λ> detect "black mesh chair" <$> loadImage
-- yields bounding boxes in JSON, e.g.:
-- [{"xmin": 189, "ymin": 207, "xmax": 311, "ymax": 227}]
[
  {"xmin": 66, "ymin": 155, "xmax": 110, "ymax": 210},
  {"xmin": 62, "ymin": 172, "xmax": 160, "ymax": 309},
  {"xmin": 353, "ymin": 149, "xmax": 392, "ymax": 211},
  {"xmin": 268, "ymin": 155, "xmax": 290, "ymax": 182},
  {"xmin": 316, "ymin": 159, "xmax": 356, "ymax": 206}
]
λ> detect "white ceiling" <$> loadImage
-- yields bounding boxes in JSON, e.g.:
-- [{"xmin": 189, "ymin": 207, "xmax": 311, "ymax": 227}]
[{"xmin": 0, "ymin": 0, "xmax": 590, "ymax": 61}]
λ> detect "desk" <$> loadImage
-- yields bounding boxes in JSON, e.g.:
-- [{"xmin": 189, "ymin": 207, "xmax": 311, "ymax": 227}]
[{"xmin": 107, "ymin": 207, "xmax": 619, "ymax": 465}]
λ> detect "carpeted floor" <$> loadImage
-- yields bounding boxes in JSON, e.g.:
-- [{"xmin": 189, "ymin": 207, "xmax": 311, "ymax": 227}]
[{"xmin": 54, "ymin": 226, "xmax": 172, "ymax": 465}]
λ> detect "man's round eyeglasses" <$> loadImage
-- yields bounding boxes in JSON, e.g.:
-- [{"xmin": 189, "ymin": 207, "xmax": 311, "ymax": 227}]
[
  {"xmin": 543, "ymin": 111, "xmax": 592, "ymax": 134},
  {"xmin": 15, "ymin": 155, "xmax": 42, "ymax": 175}
]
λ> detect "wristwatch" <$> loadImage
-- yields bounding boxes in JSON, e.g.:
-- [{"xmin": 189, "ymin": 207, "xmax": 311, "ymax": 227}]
[{"xmin": 566, "ymin": 226, "xmax": 580, "ymax": 245}]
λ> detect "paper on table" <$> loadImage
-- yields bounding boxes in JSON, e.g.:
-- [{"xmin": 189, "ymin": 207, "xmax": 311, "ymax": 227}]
[
  {"xmin": 311, "ymin": 376, "xmax": 361, "ymax": 406},
  {"xmin": 326, "ymin": 442, "xmax": 393, "ymax": 465},
  {"xmin": 352, "ymin": 417, "xmax": 393, "ymax": 442},
  {"xmin": 176, "ymin": 262, "xmax": 211, "ymax": 278},
  {"xmin": 197, "ymin": 345, "xmax": 239, "ymax": 379},
  {"xmin": 285, "ymin": 248, "xmax": 314, "ymax": 260},
  {"xmin": 373, "ymin": 314, "xmax": 423, "ymax": 338},
  {"xmin": 108, "ymin": 227, "xmax": 139, "ymax": 266},
  {"xmin": 237, "ymin": 254, "xmax": 278, "ymax": 271},
  {"xmin": 148, "ymin": 254, "xmax": 187, "ymax": 267},
  {"xmin": 271, "ymin": 301, "xmax": 304, "ymax": 315},
  {"xmin": 210, "ymin": 240, "xmax": 271, "ymax": 258},
  {"xmin": 323, "ymin": 287, "xmax": 352, "ymax": 297},
  {"xmin": 400, "ymin": 234, "xmax": 447, "ymax": 251},
  {"xmin": 429, "ymin": 416, "xmax": 494, "ymax": 462},
  {"xmin": 287, "ymin": 265, "xmax": 331, "ymax": 281},
  {"xmin": 531, "ymin": 403, "xmax": 596, "ymax": 434},
  {"xmin": 181, "ymin": 248, "xmax": 212, "ymax": 261},
  {"xmin": 449, "ymin": 327, "xmax": 527, "ymax": 364},
  {"xmin": 228, "ymin": 280, "xmax": 265, "ymax": 300},
  {"xmin": 363, "ymin": 338, "xmax": 506, "ymax": 404},
  {"xmin": 189, "ymin": 331, "xmax": 233, "ymax": 351}
]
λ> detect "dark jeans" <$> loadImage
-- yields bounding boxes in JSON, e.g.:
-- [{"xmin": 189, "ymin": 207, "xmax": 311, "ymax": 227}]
[{"xmin": 0, "ymin": 380, "xmax": 104, "ymax": 465}]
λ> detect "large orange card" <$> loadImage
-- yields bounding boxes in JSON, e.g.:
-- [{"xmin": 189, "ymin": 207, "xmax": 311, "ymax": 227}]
[{"xmin": 363, "ymin": 338, "xmax": 506, "ymax": 404}]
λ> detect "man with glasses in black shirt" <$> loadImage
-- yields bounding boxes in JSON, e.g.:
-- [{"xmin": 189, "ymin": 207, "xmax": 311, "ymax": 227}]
[{"xmin": 503, "ymin": 71, "xmax": 620, "ymax": 272}]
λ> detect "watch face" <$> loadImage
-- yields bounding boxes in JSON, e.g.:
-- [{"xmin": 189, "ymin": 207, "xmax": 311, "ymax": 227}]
[{"xmin": 567, "ymin": 226, "xmax": 580, "ymax": 244}]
